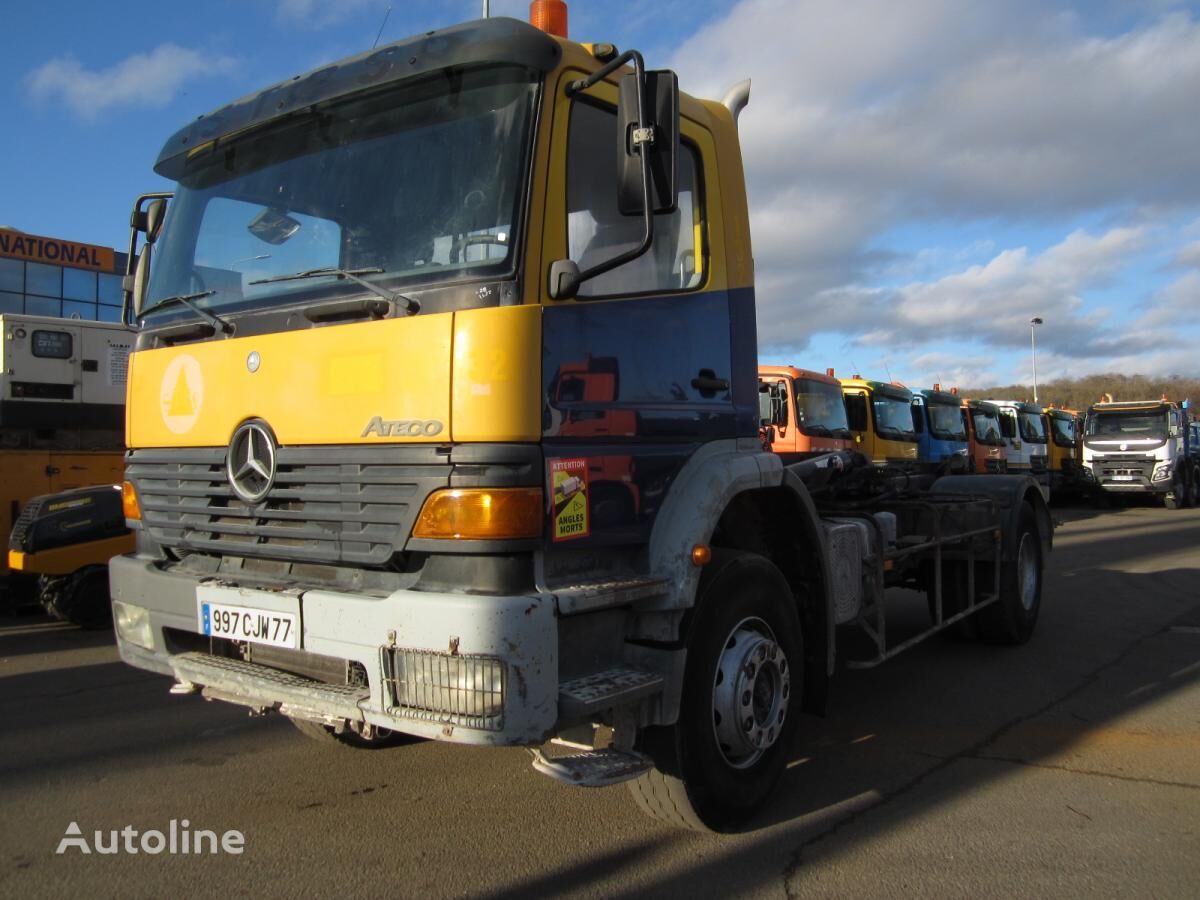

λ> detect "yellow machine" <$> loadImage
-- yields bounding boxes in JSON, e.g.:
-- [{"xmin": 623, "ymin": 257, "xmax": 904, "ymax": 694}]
[
  {"xmin": 109, "ymin": 5, "xmax": 1051, "ymax": 832},
  {"xmin": 1, "ymin": 314, "xmax": 133, "ymax": 610},
  {"xmin": 839, "ymin": 377, "xmax": 919, "ymax": 468}
]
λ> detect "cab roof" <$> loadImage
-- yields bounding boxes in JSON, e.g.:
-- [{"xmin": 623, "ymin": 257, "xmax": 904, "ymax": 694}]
[
  {"xmin": 984, "ymin": 399, "xmax": 1044, "ymax": 414},
  {"xmin": 840, "ymin": 378, "xmax": 913, "ymax": 401},
  {"xmin": 915, "ymin": 388, "xmax": 961, "ymax": 406},
  {"xmin": 154, "ymin": 17, "xmax": 561, "ymax": 179},
  {"xmin": 759, "ymin": 365, "xmax": 841, "ymax": 387}
]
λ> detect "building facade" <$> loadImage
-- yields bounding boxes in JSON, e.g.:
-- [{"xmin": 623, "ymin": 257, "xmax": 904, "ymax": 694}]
[{"xmin": 0, "ymin": 228, "xmax": 126, "ymax": 323}]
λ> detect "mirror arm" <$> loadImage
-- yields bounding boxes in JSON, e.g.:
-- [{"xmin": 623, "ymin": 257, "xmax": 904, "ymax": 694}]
[{"xmin": 565, "ymin": 50, "xmax": 656, "ymax": 292}]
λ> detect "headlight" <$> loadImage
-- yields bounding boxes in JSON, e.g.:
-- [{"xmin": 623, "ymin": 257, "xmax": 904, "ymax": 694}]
[
  {"xmin": 1152, "ymin": 462, "xmax": 1174, "ymax": 482},
  {"xmin": 113, "ymin": 601, "xmax": 154, "ymax": 650}
]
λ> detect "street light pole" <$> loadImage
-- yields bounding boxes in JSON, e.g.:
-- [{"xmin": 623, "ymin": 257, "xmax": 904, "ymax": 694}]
[{"xmin": 1030, "ymin": 316, "xmax": 1044, "ymax": 403}]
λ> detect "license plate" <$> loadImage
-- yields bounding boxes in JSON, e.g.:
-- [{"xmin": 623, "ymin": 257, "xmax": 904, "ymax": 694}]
[
  {"xmin": 198, "ymin": 588, "xmax": 299, "ymax": 649},
  {"xmin": 1112, "ymin": 474, "xmax": 1134, "ymax": 481}
]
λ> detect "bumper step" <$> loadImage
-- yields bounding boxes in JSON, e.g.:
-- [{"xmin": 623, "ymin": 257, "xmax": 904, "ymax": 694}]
[
  {"xmin": 170, "ymin": 652, "xmax": 368, "ymax": 721},
  {"xmin": 551, "ymin": 576, "xmax": 669, "ymax": 615},
  {"xmin": 531, "ymin": 747, "xmax": 652, "ymax": 787},
  {"xmin": 559, "ymin": 667, "xmax": 664, "ymax": 718}
]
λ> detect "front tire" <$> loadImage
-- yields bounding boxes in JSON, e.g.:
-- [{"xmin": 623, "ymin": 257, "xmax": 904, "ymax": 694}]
[{"xmin": 629, "ymin": 550, "xmax": 803, "ymax": 831}]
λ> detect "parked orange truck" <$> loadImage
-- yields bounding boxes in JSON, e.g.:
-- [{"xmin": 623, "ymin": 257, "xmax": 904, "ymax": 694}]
[
  {"xmin": 758, "ymin": 365, "xmax": 852, "ymax": 461},
  {"xmin": 962, "ymin": 399, "xmax": 1008, "ymax": 474}
]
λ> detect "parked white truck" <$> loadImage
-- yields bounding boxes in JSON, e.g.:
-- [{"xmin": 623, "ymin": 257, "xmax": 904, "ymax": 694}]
[
  {"xmin": 983, "ymin": 399, "xmax": 1049, "ymax": 499},
  {"xmin": 1083, "ymin": 398, "xmax": 1196, "ymax": 508}
]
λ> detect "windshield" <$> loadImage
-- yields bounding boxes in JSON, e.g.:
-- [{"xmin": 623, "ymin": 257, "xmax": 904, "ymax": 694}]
[
  {"xmin": 794, "ymin": 378, "xmax": 851, "ymax": 437},
  {"xmin": 1085, "ymin": 408, "xmax": 1169, "ymax": 439},
  {"xmin": 972, "ymin": 409, "xmax": 1005, "ymax": 446},
  {"xmin": 926, "ymin": 400, "xmax": 967, "ymax": 441},
  {"xmin": 874, "ymin": 395, "xmax": 917, "ymax": 441},
  {"xmin": 1049, "ymin": 416, "xmax": 1076, "ymax": 448},
  {"xmin": 1018, "ymin": 411, "xmax": 1047, "ymax": 443},
  {"xmin": 145, "ymin": 66, "xmax": 538, "ymax": 322}
]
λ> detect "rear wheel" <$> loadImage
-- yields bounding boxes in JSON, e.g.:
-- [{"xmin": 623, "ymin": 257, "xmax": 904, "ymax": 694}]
[
  {"xmin": 978, "ymin": 504, "xmax": 1042, "ymax": 644},
  {"xmin": 629, "ymin": 550, "xmax": 803, "ymax": 831},
  {"xmin": 38, "ymin": 566, "xmax": 113, "ymax": 630}
]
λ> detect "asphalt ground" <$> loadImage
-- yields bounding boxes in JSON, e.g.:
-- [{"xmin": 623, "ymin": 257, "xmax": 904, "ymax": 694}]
[{"xmin": 1, "ymin": 501, "xmax": 1197, "ymax": 898}]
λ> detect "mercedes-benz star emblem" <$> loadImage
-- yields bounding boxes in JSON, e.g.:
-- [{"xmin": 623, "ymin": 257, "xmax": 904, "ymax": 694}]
[{"xmin": 227, "ymin": 421, "xmax": 277, "ymax": 504}]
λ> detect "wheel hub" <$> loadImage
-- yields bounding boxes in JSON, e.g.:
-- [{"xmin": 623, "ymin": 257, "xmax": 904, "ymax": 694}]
[
  {"xmin": 712, "ymin": 618, "xmax": 791, "ymax": 768},
  {"xmin": 1017, "ymin": 532, "xmax": 1038, "ymax": 612}
]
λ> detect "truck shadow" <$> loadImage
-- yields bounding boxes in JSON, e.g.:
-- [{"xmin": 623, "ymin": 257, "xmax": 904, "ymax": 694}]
[
  {"xmin": 479, "ymin": 520, "xmax": 1200, "ymax": 897},
  {"xmin": 0, "ymin": 612, "xmax": 115, "ymax": 658},
  {"xmin": 2, "ymin": 516, "xmax": 1197, "ymax": 898}
]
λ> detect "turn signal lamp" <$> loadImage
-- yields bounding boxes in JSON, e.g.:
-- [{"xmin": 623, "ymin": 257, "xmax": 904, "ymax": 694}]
[
  {"xmin": 690, "ymin": 544, "xmax": 712, "ymax": 567},
  {"xmin": 122, "ymin": 481, "xmax": 141, "ymax": 521},
  {"xmin": 530, "ymin": 0, "xmax": 568, "ymax": 38},
  {"xmin": 413, "ymin": 488, "xmax": 544, "ymax": 540}
]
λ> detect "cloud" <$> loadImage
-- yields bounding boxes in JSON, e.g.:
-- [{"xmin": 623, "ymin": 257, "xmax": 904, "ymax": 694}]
[
  {"xmin": 1174, "ymin": 240, "xmax": 1200, "ymax": 269},
  {"xmin": 27, "ymin": 44, "xmax": 236, "ymax": 121},
  {"xmin": 276, "ymin": 0, "xmax": 377, "ymax": 28},
  {"xmin": 665, "ymin": 0, "xmax": 1200, "ymax": 376}
]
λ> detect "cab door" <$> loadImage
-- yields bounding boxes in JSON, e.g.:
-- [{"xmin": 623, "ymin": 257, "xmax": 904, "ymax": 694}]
[{"xmin": 536, "ymin": 64, "xmax": 752, "ymax": 542}]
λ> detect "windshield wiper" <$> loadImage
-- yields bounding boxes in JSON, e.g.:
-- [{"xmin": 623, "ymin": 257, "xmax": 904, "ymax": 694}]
[
  {"xmin": 140, "ymin": 290, "xmax": 233, "ymax": 334},
  {"xmin": 250, "ymin": 267, "xmax": 419, "ymax": 314},
  {"xmin": 803, "ymin": 424, "xmax": 833, "ymax": 437}
]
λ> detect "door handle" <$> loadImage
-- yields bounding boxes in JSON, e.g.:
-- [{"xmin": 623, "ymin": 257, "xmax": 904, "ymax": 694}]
[{"xmin": 691, "ymin": 369, "xmax": 729, "ymax": 397}]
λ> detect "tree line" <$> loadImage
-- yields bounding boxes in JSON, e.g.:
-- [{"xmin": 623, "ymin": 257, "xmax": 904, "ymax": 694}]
[{"xmin": 960, "ymin": 373, "xmax": 1200, "ymax": 413}]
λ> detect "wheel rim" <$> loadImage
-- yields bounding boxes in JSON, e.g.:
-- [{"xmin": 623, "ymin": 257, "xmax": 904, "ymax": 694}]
[
  {"xmin": 1016, "ymin": 532, "xmax": 1038, "ymax": 612},
  {"xmin": 711, "ymin": 616, "xmax": 791, "ymax": 769}
]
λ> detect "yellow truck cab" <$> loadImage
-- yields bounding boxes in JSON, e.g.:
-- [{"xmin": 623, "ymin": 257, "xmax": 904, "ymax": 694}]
[
  {"xmin": 110, "ymin": 7, "xmax": 1052, "ymax": 832},
  {"xmin": 839, "ymin": 377, "xmax": 919, "ymax": 469},
  {"xmin": 1044, "ymin": 406, "xmax": 1087, "ymax": 495}
]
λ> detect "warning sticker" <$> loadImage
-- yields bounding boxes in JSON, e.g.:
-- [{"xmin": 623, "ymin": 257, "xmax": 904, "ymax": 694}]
[{"xmin": 551, "ymin": 457, "xmax": 590, "ymax": 542}]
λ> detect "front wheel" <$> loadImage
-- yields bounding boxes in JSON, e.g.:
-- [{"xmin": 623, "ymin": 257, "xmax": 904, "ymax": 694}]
[{"xmin": 629, "ymin": 550, "xmax": 803, "ymax": 831}]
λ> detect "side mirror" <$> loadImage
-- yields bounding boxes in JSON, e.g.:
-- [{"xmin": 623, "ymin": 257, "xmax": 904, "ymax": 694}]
[
  {"xmin": 616, "ymin": 69, "xmax": 679, "ymax": 216},
  {"xmin": 127, "ymin": 249, "xmax": 152, "ymax": 318},
  {"xmin": 144, "ymin": 199, "xmax": 167, "ymax": 245},
  {"xmin": 548, "ymin": 259, "xmax": 581, "ymax": 300}
]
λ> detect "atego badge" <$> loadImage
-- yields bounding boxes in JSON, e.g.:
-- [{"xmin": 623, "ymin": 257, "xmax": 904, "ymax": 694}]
[{"xmin": 550, "ymin": 458, "xmax": 589, "ymax": 542}]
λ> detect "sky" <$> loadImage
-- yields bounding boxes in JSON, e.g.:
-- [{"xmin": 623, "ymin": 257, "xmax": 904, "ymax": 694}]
[{"xmin": 4, "ymin": 0, "xmax": 1199, "ymax": 391}]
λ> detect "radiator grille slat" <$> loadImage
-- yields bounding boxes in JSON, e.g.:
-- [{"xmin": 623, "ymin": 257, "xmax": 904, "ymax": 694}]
[{"xmin": 128, "ymin": 446, "xmax": 449, "ymax": 566}]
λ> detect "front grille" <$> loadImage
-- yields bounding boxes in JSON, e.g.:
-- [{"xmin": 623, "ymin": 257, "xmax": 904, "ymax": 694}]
[
  {"xmin": 129, "ymin": 446, "xmax": 450, "ymax": 566},
  {"xmin": 1093, "ymin": 456, "xmax": 1154, "ymax": 481},
  {"xmin": 382, "ymin": 647, "xmax": 505, "ymax": 731}
]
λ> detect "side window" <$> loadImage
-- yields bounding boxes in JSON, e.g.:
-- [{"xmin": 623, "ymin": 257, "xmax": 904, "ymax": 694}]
[
  {"xmin": 844, "ymin": 394, "xmax": 868, "ymax": 432},
  {"xmin": 566, "ymin": 101, "xmax": 702, "ymax": 297}
]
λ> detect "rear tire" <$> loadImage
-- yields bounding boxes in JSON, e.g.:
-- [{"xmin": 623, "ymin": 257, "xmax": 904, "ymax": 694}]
[
  {"xmin": 978, "ymin": 504, "xmax": 1042, "ymax": 644},
  {"xmin": 629, "ymin": 550, "xmax": 803, "ymax": 832},
  {"xmin": 38, "ymin": 567, "xmax": 113, "ymax": 630}
]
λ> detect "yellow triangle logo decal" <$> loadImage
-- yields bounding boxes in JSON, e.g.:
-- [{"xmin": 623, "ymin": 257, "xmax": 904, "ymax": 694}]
[{"xmin": 168, "ymin": 370, "xmax": 193, "ymax": 417}]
